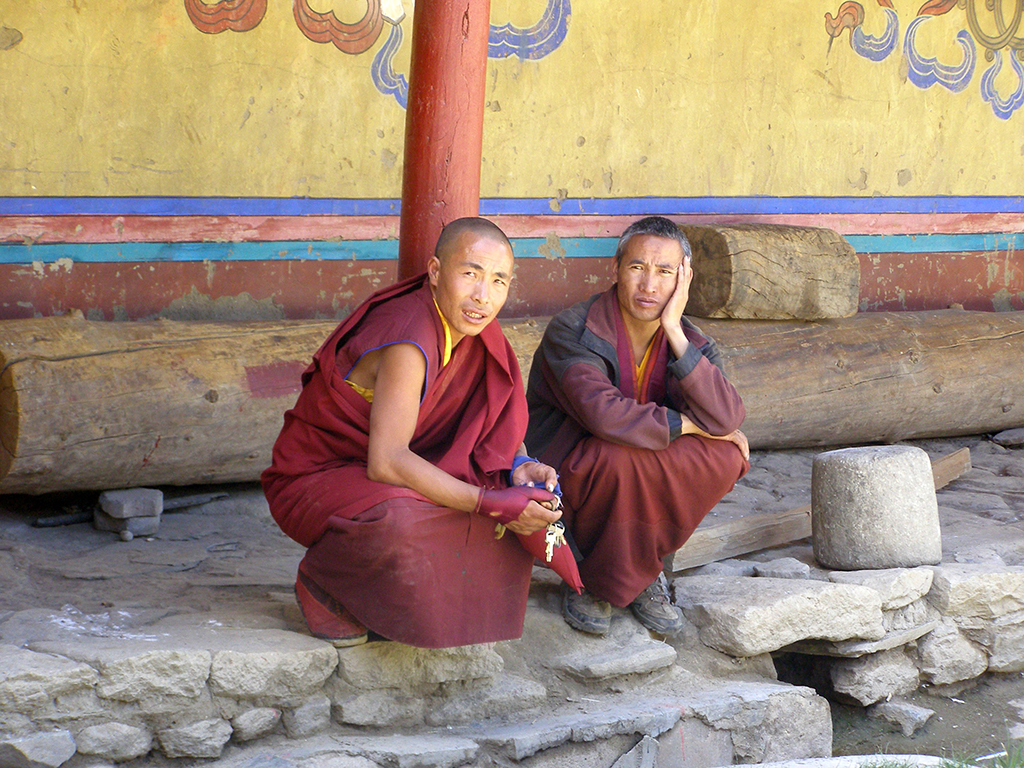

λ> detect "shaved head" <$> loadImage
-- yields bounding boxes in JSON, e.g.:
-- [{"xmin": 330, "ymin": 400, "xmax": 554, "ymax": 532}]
[{"xmin": 435, "ymin": 217, "xmax": 513, "ymax": 263}]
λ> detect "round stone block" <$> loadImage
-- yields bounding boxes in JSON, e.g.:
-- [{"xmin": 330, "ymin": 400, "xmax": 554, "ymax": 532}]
[{"xmin": 812, "ymin": 445, "xmax": 941, "ymax": 570}]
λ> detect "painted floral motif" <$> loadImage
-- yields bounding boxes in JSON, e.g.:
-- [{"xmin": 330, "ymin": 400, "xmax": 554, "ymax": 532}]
[
  {"xmin": 186, "ymin": 0, "xmax": 571, "ymax": 109},
  {"xmin": 825, "ymin": 0, "xmax": 1024, "ymax": 119}
]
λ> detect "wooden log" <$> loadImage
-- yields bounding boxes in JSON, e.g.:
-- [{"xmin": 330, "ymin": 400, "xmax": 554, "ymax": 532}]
[
  {"xmin": 669, "ymin": 447, "xmax": 973, "ymax": 572},
  {"xmin": 700, "ymin": 309, "xmax": 1024, "ymax": 450},
  {"xmin": 0, "ymin": 313, "xmax": 335, "ymax": 495},
  {"xmin": 681, "ymin": 224, "xmax": 859, "ymax": 320}
]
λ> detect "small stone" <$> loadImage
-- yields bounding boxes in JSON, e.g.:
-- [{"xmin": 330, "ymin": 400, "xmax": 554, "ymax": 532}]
[
  {"xmin": 754, "ymin": 558, "xmax": 811, "ymax": 580},
  {"xmin": 92, "ymin": 510, "xmax": 160, "ymax": 537},
  {"xmin": 98, "ymin": 488, "xmax": 163, "ymax": 519},
  {"xmin": 231, "ymin": 707, "xmax": 281, "ymax": 741},
  {"xmin": 993, "ymin": 428, "xmax": 1024, "ymax": 447},
  {"xmin": 75, "ymin": 722, "xmax": 152, "ymax": 762},
  {"xmin": 119, "ymin": 530, "xmax": 134, "ymax": 542},
  {"xmin": 282, "ymin": 696, "xmax": 331, "ymax": 739},
  {"xmin": 868, "ymin": 698, "xmax": 935, "ymax": 736},
  {"xmin": 830, "ymin": 649, "xmax": 920, "ymax": 706},
  {"xmin": 812, "ymin": 445, "xmax": 942, "ymax": 570},
  {"xmin": 0, "ymin": 731, "xmax": 77, "ymax": 768},
  {"xmin": 157, "ymin": 719, "xmax": 232, "ymax": 759}
]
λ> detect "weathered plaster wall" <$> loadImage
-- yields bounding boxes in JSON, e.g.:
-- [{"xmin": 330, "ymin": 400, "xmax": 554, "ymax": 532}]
[{"xmin": 1, "ymin": 0, "xmax": 1022, "ymax": 319}]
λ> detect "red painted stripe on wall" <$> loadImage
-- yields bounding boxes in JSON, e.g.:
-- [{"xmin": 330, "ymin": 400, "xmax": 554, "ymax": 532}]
[{"xmin": 4, "ymin": 212, "xmax": 1024, "ymax": 245}]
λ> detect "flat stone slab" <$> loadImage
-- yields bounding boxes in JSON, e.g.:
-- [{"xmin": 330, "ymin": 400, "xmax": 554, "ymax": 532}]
[
  {"xmin": 556, "ymin": 640, "xmax": 677, "ymax": 680},
  {"xmin": 993, "ymin": 428, "xmax": 1024, "ymax": 447},
  {"xmin": 828, "ymin": 567, "xmax": 934, "ymax": 610},
  {"xmin": 784, "ymin": 619, "xmax": 939, "ymax": 658},
  {"xmin": 334, "ymin": 734, "xmax": 480, "ymax": 768},
  {"xmin": 674, "ymin": 575, "xmax": 885, "ymax": 657}
]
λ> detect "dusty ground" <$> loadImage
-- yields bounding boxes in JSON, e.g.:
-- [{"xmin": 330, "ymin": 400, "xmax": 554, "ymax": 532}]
[{"xmin": 1, "ymin": 432, "xmax": 1022, "ymax": 760}]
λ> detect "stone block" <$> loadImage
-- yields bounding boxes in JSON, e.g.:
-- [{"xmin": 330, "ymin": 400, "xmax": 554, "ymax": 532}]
[
  {"xmin": 753, "ymin": 558, "xmax": 811, "ymax": 579},
  {"xmin": 91, "ymin": 510, "xmax": 160, "ymax": 537},
  {"xmin": 675, "ymin": 575, "xmax": 884, "ymax": 657},
  {"xmin": 917, "ymin": 618, "xmax": 988, "ymax": 684},
  {"xmin": 231, "ymin": 707, "xmax": 281, "ymax": 741},
  {"xmin": 686, "ymin": 559, "xmax": 757, "ymax": 577},
  {"xmin": 829, "ymin": 567, "xmax": 934, "ymax": 610},
  {"xmin": 209, "ymin": 645, "xmax": 337, "ymax": 704},
  {"xmin": 928, "ymin": 564, "xmax": 1024, "ymax": 619},
  {"xmin": 425, "ymin": 674, "xmax": 547, "ymax": 726},
  {"xmin": 958, "ymin": 610, "xmax": 1024, "ymax": 672},
  {"xmin": 0, "ymin": 731, "xmax": 77, "ymax": 768},
  {"xmin": 0, "ymin": 645, "xmax": 98, "ymax": 712},
  {"xmin": 98, "ymin": 488, "xmax": 163, "ymax": 518},
  {"xmin": 884, "ymin": 598, "xmax": 942, "ymax": 632},
  {"xmin": 683, "ymin": 681, "xmax": 831, "ymax": 762},
  {"xmin": 336, "ymin": 641, "xmax": 502, "ymax": 692},
  {"xmin": 75, "ymin": 722, "xmax": 152, "ymax": 762},
  {"xmin": 474, "ymin": 720, "xmax": 573, "ymax": 761},
  {"xmin": 868, "ymin": 698, "xmax": 935, "ymax": 736},
  {"xmin": 557, "ymin": 640, "xmax": 677, "ymax": 681},
  {"xmin": 812, "ymin": 445, "xmax": 941, "ymax": 570},
  {"xmin": 283, "ymin": 696, "xmax": 331, "ymax": 739},
  {"xmin": 157, "ymin": 718, "xmax": 232, "ymax": 759},
  {"xmin": 830, "ymin": 649, "xmax": 920, "ymax": 706},
  {"xmin": 337, "ymin": 689, "xmax": 427, "ymax": 727},
  {"xmin": 657, "ymin": 719, "xmax": 734, "ymax": 768},
  {"xmin": 93, "ymin": 649, "xmax": 212, "ymax": 702}
]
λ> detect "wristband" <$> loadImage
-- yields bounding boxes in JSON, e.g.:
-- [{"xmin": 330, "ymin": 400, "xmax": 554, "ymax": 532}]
[{"xmin": 511, "ymin": 455, "xmax": 539, "ymax": 475}]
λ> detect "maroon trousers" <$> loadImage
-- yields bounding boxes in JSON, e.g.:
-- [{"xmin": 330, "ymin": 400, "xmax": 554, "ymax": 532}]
[
  {"xmin": 299, "ymin": 497, "xmax": 534, "ymax": 648},
  {"xmin": 559, "ymin": 434, "xmax": 748, "ymax": 607}
]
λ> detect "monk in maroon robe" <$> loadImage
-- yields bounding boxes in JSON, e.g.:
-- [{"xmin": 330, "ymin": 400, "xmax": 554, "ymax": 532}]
[
  {"xmin": 263, "ymin": 218, "xmax": 561, "ymax": 649},
  {"xmin": 526, "ymin": 216, "xmax": 750, "ymax": 636}
]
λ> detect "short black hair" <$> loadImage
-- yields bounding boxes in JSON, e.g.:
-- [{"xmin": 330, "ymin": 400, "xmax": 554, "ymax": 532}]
[
  {"xmin": 613, "ymin": 216, "xmax": 691, "ymax": 265},
  {"xmin": 434, "ymin": 217, "xmax": 513, "ymax": 261}
]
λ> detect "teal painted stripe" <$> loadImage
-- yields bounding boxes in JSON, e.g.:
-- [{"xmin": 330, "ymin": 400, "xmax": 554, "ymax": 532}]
[
  {"xmin": 1, "ymin": 234, "xmax": 1021, "ymax": 264},
  {"xmin": 845, "ymin": 233, "xmax": 1024, "ymax": 253}
]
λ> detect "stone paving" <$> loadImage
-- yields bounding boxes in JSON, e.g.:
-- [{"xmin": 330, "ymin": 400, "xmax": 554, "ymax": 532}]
[{"xmin": 0, "ymin": 433, "xmax": 1022, "ymax": 766}]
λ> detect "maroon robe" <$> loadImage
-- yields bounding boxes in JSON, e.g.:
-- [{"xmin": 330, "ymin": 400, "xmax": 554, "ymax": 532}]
[
  {"xmin": 262, "ymin": 276, "xmax": 533, "ymax": 648},
  {"xmin": 526, "ymin": 287, "xmax": 749, "ymax": 607}
]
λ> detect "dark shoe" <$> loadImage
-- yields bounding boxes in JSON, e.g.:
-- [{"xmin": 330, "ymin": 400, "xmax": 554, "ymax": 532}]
[
  {"xmin": 630, "ymin": 573, "xmax": 685, "ymax": 635},
  {"xmin": 295, "ymin": 572, "xmax": 368, "ymax": 648},
  {"xmin": 562, "ymin": 583, "xmax": 611, "ymax": 635}
]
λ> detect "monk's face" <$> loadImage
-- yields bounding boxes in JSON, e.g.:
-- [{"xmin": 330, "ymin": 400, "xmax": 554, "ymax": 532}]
[
  {"xmin": 615, "ymin": 234, "xmax": 685, "ymax": 325},
  {"xmin": 428, "ymin": 232, "xmax": 514, "ymax": 345}
]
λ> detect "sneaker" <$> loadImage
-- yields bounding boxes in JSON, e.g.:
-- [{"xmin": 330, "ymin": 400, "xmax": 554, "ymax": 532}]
[
  {"xmin": 630, "ymin": 573, "xmax": 684, "ymax": 635},
  {"xmin": 562, "ymin": 583, "xmax": 611, "ymax": 635},
  {"xmin": 295, "ymin": 572, "xmax": 368, "ymax": 648}
]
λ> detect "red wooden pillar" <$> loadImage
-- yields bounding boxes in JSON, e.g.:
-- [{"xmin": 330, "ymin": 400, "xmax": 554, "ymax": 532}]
[{"xmin": 398, "ymin": 0, "xmax": 492, "ymax": 279}]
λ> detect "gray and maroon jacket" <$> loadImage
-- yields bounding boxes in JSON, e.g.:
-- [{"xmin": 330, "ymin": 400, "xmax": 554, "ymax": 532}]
[{"xmin": 525, "ymin": 286, "xmax": 745, "ymax": 469}]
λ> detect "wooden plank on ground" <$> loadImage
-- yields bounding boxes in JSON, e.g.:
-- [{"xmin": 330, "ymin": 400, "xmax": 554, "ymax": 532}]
[{"xmin": 670, "ymin": 447, "xmax": 973, "ymax": 572}]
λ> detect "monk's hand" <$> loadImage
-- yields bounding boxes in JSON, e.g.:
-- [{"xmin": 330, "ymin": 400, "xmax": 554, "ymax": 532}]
[
  {"xmin": 660, "ymin": 255, "xmax": 693, "ymax": 333},
  {"xmin": 511, "ymin": 459, "xmax": 559, "ymax": 495},
  {"xmin": 475, "ymin": 486, "xmax": 562, "ymax": 534},
  {"xmin": 710, "ymin": 429, "xmax": 749, "ymax": 460}
]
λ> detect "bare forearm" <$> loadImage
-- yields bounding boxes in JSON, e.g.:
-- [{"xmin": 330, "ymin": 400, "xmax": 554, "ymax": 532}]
[{"xmin": 367, "ymin": 446, "xmax": 480, "ymax": 512}]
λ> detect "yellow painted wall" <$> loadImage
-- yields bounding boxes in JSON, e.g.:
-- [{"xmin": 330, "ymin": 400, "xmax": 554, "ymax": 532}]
[{"xmin": 2, "ymin": 1, "xmax": 1022, "ymax": 199}]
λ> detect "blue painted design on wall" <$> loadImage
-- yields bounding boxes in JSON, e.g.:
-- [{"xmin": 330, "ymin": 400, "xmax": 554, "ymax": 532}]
[
  {"xmin": 981, "ymin": 48, "xmax": 1024, "ymax": 119},
  {"xmin": 488, "ymin": 0, "xmax": 571, "ymax": 60},
  {"xmin": 370, "ymin": 24, "xmax": 408, "ymax": 109},
  {"xmin": 5, "ymin": 196, "xmax": 1024, "ymax": 217},
  {"xmin": 851, "ymin": 7, "xmax": 899, "ymax": 60},
  {"xmin": 905, "ymin": 16, "xmax": 976, "ymax": 93},
  {"xmin": 369, "ymin": 0, "xmax": 571, "ymax": 105}
]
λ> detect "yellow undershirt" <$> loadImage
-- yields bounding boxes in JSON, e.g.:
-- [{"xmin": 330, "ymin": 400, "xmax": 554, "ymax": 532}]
[
  {"xmin": 344, "ymin": 297, "xmax": 452, "ymax": 404},
  {"xmin": 634, "ymin": 336, "xmax": 656, "ymax": 394}
]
